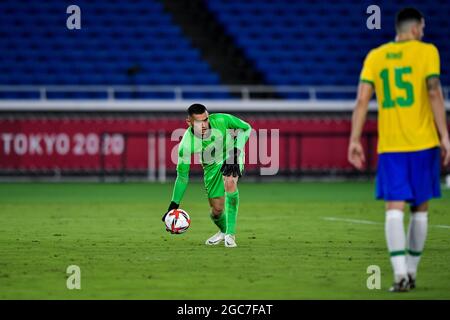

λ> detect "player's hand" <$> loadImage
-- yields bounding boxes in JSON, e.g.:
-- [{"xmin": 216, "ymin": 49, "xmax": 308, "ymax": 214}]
[
  {"xmin": 441, "ymin": 136, "xmax": 450, "ymax": 166},
  {"xmin": 163, "ymin": 201, "xmax": 179, "ymax": 233},
  {"xmin": 221, "ymin": 147, "xmax": 242, "ymax": 177},
  {"xmin": 348, "ymin": 140, "xmax": 365, "ymax": 170}
]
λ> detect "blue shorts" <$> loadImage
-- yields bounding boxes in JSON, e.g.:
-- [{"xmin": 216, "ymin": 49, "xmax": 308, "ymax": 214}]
[{"xmin": 376, "ymin": 147, "xmax": 441, "ymax": 206}]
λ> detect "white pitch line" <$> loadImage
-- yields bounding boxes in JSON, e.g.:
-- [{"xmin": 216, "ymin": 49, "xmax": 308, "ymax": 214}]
[
  {"xmin": 322, "ymin": 216, "xmax": 450, "ymax": 230},
  {"xmin": 433, "ymin": 225, "xmax": 450, "ymax": 229},
  {"xmin": 322, "ymin": 217, "xmax": 381, "ymax": 225}
]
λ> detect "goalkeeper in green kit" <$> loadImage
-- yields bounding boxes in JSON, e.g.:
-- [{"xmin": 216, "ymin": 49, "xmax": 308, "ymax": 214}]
[{"xmin": 162, "ymin": 103, "xmax": 252, "ymax": 248}]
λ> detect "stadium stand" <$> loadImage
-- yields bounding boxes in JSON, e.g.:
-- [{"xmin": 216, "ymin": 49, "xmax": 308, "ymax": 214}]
[
  {"xmin": 0, "ymin": 0, "xmax": 229, "ymax": 99},
  {"xmin": 1, "ymin": 0, "xmax": 449, "ymax": 99},
  {"xmin": 0, "ymin": 1, "xmax": 448, "ymax": 179},
  {"xmin": 208, "ymin": 0, "xmax": 450, "ymax": 98}
]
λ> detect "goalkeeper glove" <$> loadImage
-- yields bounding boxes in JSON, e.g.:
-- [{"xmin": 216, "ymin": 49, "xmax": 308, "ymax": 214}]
[
  {"xmin": 162, "ymin": 201, "xmax": 179, "ymax": 233},
  {"xmin": 220, "ymin": 147, "xmax": 242, "ymax": 177},
  {"xmin": 162, "ymin": 201, "xmax": 179, "ymax": 221}
]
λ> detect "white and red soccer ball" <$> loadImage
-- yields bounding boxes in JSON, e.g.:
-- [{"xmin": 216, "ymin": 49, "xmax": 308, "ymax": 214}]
[{"xmin": 164, "ymin": 209, "xmax": 191, "ymax": 234}]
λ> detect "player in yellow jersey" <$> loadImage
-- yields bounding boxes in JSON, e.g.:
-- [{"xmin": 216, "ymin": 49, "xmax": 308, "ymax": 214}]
[{"xmin": 348, "ymin": 8, "xmax": 450, "ymax": 292}]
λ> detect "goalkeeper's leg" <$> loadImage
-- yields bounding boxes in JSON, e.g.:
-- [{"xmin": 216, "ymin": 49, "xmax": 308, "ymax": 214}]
[
  {"xmin": 208, "ymin": 197, "xmax": 226, "ymax": 233},
  {"xmin": 204, "ymin": 166, "xmax": 227, "ymax": 245},
  {"xmin": 205, "ymin": 197, "xmax": 226, "ymax": 245},
  {"xmin": 204, "ymin": 164, "xmax": 242, "ymax": 247},
  {"xmin": 223, "ymin": 175, "xmax": 239, "ymax": 247}
]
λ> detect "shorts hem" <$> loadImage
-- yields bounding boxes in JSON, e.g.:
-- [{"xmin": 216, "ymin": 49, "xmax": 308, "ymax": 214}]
[{"xmin": 376, "ymin": 195, "xmax": 441, "ymax": 206}]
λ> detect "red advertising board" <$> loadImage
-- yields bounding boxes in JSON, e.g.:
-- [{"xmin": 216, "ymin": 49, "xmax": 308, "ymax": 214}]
[{"xmin": 0, "ymin": 117, "xmax": 378, "ymax": 173}]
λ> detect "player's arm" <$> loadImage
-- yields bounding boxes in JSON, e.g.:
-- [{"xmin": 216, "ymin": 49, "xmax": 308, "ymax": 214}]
[
  {"xmin": 425, "ymin": 44, "xmax": 450, "ymax": 165},
  {"xmin": 169, "ymin": 163, "xmax": 190, "ymax": 208},
  {"xmin": 427, "ymin": 76, "xmax": 450, "ymax": 165},
  {"xmin": 225, "ymin": 114, "xmax": 252, "ymax": 152},
  {"xmin": 348, "ymin": 82, "xmax": 374, "ymax": 170},
  {"xmin": 221, "ymin": 114, "xmax": 252, "ymax": 177},
  {"xmin": 162, "ymin": 135, "xmax": 191, "ymax": 225}
]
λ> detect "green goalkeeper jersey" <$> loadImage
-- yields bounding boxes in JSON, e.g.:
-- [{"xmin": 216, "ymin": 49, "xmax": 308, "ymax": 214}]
[{"xmin": 171, "ymin": 113, "xmax": 252, "ymax": 204}]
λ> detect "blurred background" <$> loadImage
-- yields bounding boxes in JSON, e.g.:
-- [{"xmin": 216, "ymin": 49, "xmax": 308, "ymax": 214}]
[{"xmin": 0, "ymin": 0, "xmax": 449, "ymax": 181}]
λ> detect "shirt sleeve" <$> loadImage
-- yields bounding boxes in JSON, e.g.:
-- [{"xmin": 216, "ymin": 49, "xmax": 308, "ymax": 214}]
[
  {"xmin": 223, "ymin": 113, "xmax": 252, "ymax": 152},
  {"xmin": 360, "ymin": 50, "xmax": 375, "ymax": 86},
  {"xmin": 425, "ymin": 44, "xmax": 440, "ymax": 80},
  {"xmin": 171, "ymin": 131, "xmax": 191, "ymax": 204}
]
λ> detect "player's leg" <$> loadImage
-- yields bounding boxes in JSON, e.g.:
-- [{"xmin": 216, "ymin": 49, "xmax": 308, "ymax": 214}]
[
  {"xmin": 405, "ymin": 146, "xmax": 442, "ymax": 288},
  {"xmin": 205, "ymin": 197, "xmax": 227, "ymax": 244},
  {"xmin": 385, "ymin": 200, "xmax": 409, "ymax": 291},
  {"xmin": 377, "ymin": 152, "xmax": 412, "ymax": 292},
  {"xmin": 204, "ymin": 166, "xmax": 227, "ymax": 245},
  {"xmin": 406, "ymin": 201, "xmax": 429, "ymax": 289},
  {"xmin": 208, "ymin": 196, "xmax": 225, "ymax": 230},
  {"xmin": 223, "ymin": 175, "xmax": 239, "ymax": 247}
]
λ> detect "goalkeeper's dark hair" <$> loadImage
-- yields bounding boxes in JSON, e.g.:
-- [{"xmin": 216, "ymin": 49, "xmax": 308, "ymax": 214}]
[
  {"xmin": 396, "ymin": 7, "xmax": 424, "ymax": 32},
  {"xmin": 187, "ymin": 103, "xmax": 207, "ymax": 116}
]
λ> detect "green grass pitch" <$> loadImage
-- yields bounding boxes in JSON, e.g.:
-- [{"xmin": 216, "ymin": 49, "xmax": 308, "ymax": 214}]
[{"xmin": 0, "ymin": 181, "xmax": 449, "ymax": 299}]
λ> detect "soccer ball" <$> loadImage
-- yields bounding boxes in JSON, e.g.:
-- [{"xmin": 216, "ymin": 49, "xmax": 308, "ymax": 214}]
[{"xmin": 164, "ymin": 209, "xmax": 191, "ymax": 234}]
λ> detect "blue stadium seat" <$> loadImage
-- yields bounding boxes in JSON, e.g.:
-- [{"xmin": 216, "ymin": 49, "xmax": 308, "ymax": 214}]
[
  {"xmin": 0, "ymin": 0, "xmax": 448, "ymax": 101},
  {"xmin": 208, "ymin": 0, "xmax": 450, "ymax": 91},
  {"xmin": 0, "ymin": 0, "xmax": 228, "ymax": 96}
]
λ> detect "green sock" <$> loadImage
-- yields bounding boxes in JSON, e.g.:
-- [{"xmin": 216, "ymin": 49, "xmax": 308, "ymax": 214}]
[
  {"xmin": 210, "ymin": 212, "xmax": 227, "ymax": 233},
  {"xmin": 225, "ymin": 189, "xmax": 239, "ymax": 235}
]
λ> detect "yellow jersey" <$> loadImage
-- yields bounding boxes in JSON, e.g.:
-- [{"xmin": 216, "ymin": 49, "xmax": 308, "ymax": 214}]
[{"xmin": 360, "ymin": 40, "xmax": 440, "ymax": 153}]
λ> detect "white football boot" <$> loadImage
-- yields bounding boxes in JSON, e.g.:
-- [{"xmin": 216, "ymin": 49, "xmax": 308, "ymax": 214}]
[
  {"xmin": 224, "ymin": 234, "xmax": 237, "ymax": 248},
  {"xmin": 205, "ymin": 231, "xmax": 225, "ymax": 245}
]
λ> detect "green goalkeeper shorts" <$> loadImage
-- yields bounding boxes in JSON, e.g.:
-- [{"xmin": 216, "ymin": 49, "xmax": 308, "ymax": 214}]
[{"xmin": 203, "ymin": 163, "xmax": 244, "ymax": 199}]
